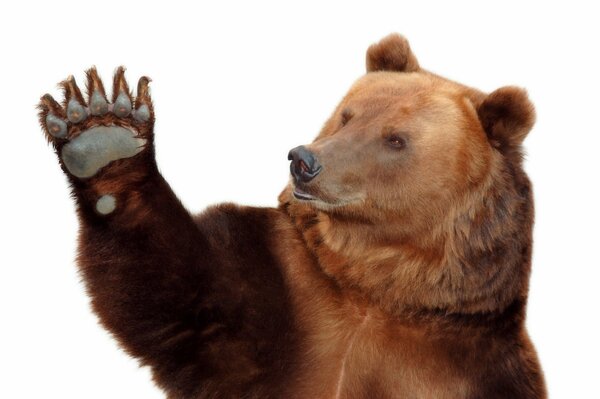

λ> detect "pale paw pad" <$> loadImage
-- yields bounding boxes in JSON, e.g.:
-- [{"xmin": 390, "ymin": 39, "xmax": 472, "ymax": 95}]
[
  {"xmin": 95, "ymin": 194, "xmax": 117, "ymax": 215},
  {"xmin": 61, "ymin": 126, "xmax": 146, "ymax": 178},
  {"xmin": 67, "ymin": 99, "xmax": 87, "ymax": 123},
  {"xmin": 90, "ymin": 90, "xmax": 109, "ymax": 116},
  {"xmin": 134, "ymin": 104, "xmax": 150, "ymax": 122},
  {"xmin": 113, "ymin": 92, "xmax": 132, "ymax": 117},
  {"xmin": 45, "ymin": 114, "xmax": 68, "ymax": 138}
]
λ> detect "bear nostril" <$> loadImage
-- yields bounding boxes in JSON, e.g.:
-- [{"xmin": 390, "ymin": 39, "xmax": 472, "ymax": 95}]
[{"xmin": 299, "ymin": 160, "xmax": 309, "ymax": 173}]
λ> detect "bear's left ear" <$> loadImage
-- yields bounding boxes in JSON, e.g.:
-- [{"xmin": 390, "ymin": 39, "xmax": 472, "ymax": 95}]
[
  {"xmin": 477, "ymin": 86, "xmax": 536, "ymax": 151},
  {"xmin": 366, "ymin": 34, "xmax": 420, "ymax": 73}
]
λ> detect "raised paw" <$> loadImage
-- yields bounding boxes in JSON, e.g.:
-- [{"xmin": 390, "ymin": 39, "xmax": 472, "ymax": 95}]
[{"xmin": 38, "ymin": 66, "xmax": 154, "ymax": 179}]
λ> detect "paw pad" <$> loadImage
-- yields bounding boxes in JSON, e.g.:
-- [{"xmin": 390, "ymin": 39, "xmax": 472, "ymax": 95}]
[
  {"xmin": 61, "ymin": 126, "xmax": 146, "ymax": 178},
  {"xmin": 134, "ymin": 104, "xmax": 150, "ymax": 122},
  {"xmin": 45, "ymin": 114, "xmax": 68, "ymax": 138},
  {"xmin": 113, "ymin": 92, "xmax": 132, "ymax": 117},
  {"xmin": 90, "ymin": 91, "xmax": 109, "ymax": 116},
  {"xmin": 67, "ymin": 99, "xmax": 87, "ymax": 123},
  {"xmin": 95, "ymin": 194, "xmax": 117, "ymax": 215}
]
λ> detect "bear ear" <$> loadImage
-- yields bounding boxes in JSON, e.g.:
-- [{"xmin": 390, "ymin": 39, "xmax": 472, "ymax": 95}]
[
  {"xmin": 476, "ymin": 86, "xmax": 536, "ymax": 151},
  {"xmin": 366, "ymin": 34, "xmax": 420, "ymax": 73}
]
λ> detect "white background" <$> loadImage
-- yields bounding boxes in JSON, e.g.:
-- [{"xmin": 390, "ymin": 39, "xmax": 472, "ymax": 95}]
[{"xmin": 1, "ymin": 1, "xmax": 598, "ymax": 398}]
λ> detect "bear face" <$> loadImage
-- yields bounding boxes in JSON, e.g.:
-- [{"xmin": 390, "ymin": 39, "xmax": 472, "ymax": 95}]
[
  {"xmin": 290, "ymin": 72, "xmax": 493, "ymax": 230},
  {"xmin": 280, "ymin": 34, "xmax": 536, "ymax": 316}
]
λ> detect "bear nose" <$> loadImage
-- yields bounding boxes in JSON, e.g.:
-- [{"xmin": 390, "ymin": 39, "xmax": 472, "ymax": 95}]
[{"xmin": 288, "ymin": 145, "xmax": 322, "ymax": 183}]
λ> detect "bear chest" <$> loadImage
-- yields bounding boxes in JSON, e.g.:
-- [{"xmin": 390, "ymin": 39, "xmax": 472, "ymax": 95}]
[
  {"xmin": 284, "ymin": 294, "xmax": 472, "ymax": 399},
  {"xmin": 276, "ymin": 229, "xmax": 472, "ymax": 397}
]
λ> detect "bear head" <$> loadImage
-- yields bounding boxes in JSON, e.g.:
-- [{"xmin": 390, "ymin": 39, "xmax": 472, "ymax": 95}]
[{"xmin": 280, "ymin": 34, "xmax": 536, "ymax": 316}]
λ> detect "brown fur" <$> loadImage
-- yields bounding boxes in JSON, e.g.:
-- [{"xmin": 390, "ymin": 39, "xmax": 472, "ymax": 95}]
[
  {"xmin": 111, "ymin": 65, "xmax": 133, "ymax": 102},
  {"xmin": 366, "ymin": 33, "xmax": 420, "ymax": 73},
  {"xmin": 60, "ymin": 74, "xmax": 87, "ymax": 106},
  {"xmin": 85, "ymin": 66, "xmax": 109, "ymax": 100},
  {"xmin": 39, "ymin": 34, "xmax": 545, "ymax": 398}
]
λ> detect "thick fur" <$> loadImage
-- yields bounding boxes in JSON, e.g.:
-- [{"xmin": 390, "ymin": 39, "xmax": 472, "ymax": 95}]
[
  {"xmin": 366, "ymin": 33, "xmax": 420, "ymax": 73},
  {"xmin": 39, "ymin": 34, "xmax": 545, "ymax": 398}
]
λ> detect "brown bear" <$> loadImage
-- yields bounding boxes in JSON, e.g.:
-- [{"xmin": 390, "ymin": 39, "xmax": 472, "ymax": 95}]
[{"xmin": 38, "ymin": 34, "xmax": 546, "ymax": 398}]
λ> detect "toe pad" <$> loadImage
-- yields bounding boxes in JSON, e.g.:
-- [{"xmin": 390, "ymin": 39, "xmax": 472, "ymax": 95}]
[
  {"xmin": 134, "ymin": 104, "xmax": 151, "ymax": 122},
  {"xmin": 113, "ymin": 92, "xmax": 132, "ymax": 117},
  {"xmin": 90, "ymin": 91, "xmax": 109, "ymax": 116},
  {"xmin": 67, "ymin": 99, "xmax": 87, "ymax": 123},
  {"xmin": 45, "ymin": 114, "xmax": 68, "ymax": 138}
]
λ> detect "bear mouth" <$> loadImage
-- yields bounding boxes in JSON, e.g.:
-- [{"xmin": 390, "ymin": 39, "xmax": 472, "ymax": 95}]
[
  {"xmin": 291, "ymin": 184, "xmax": 365, "ymax": 210},
  {"xmin": 292, "ymin": 186, "xmax": 317, "ymax": 201}
]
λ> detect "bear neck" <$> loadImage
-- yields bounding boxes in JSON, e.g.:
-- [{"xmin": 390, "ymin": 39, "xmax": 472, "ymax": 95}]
[{"xmin": 280, "ymin": 158, "xmax": 534, "ymax": 318}]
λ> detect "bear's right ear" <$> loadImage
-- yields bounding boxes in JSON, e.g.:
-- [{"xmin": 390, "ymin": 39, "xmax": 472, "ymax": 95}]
[{"xmin": 366, "ymin": 34, "xmax": 420, "ymax": 73}]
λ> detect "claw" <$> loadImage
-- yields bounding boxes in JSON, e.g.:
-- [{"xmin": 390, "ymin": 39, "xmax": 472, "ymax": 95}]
[
  {"xmin": 112, "ymin": 66, "xmax": 132, "ymax": 117},
  {"xmin": 86, "ymin": 67, "xmax": 109, "ymax": 116},
  {"xmin": 134, "ymin": 76, "xmax": 152, "ymax": 122},
  {"xmin": 85, "ymin": 67, "xmax": 106, "ymax": 97},
  {"xmin": 61, "ymin": 75, "xmax": 86, "ymax": 105},
  {"xmin": 136, "ymin": 76, "xmax": 151, "ymax": 101},
  {"xmin": 38, "ymin": 94, "xmax": 67, "ymax": 141},
  {"xmin": 62, "ymin": 75, "xmax": 87, "ymax": 123},
  {"xmin": 112, "ymin": 66, "xmax": 130, "ymax": 97},
  {"xmin": 39, "ymin": 93, "xmax": 64, "ymax": 116}
]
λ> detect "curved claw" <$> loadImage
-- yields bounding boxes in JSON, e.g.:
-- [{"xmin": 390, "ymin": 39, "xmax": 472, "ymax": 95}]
[
  {"xmin": 38, "ymin": 94, "xmax": 68, "ymax": 143},
  {"xmin": 112, "ymin": 66, "xmax": 133, "ymax": 117},
  {"xmin": 39, "ymin": 93, "xmax": 64, "ymax": 117},
  {"xmin": 134, "ymin": 76, "xmax": 152, "ymax": 122},
  {"xmin": 61, "ymin": 75, "xmax": 87, "ymax": 123},
  {"xmin": 112, "ymin": 66, "xmax": 131, "ymax": 101},
  {"xmin": 61, "ymin": 75, "xmax": 86, "ymax": 105},
  {"xmin": 85, "ymin": 67, "xmax": 107, "ymax": 97},
  {"xmin": 136, "ymin": 76, "xmax": 151, "ymax": 101},
  {"xmin": 86, "ymin": 67, "xmax": 109, "ymax": 116}
]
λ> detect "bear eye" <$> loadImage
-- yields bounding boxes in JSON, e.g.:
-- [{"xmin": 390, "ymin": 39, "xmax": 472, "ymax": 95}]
[
  {"xmin": 385, "ymin": 134, "xmax": 407, "ymax": 149},
  {"xmin": 341, "ymin": 109, "xmax": 354, "ymax": 126}
]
